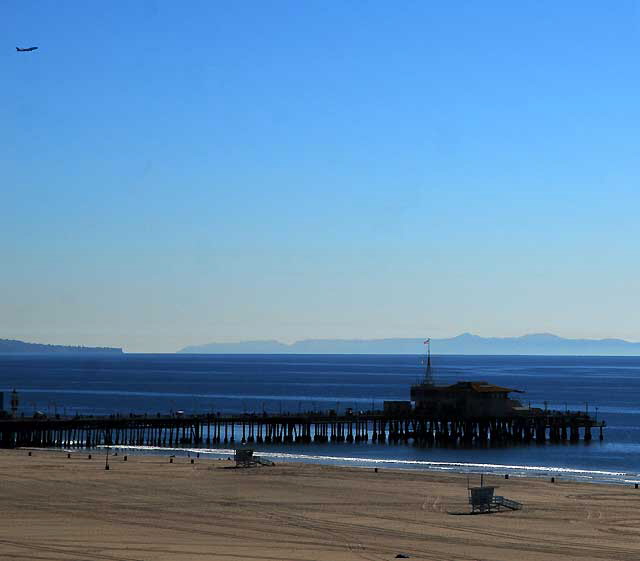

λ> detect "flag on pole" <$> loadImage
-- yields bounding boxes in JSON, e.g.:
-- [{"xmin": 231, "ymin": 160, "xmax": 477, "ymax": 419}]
[{"xmin": 424, "ymin": 338, "xmax": 430, "ymax": 345}]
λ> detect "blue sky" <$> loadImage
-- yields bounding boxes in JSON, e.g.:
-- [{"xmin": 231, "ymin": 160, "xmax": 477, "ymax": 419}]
[{"xmin": 2, "ymin": 1, "xmax": 639, "ymax": 352}]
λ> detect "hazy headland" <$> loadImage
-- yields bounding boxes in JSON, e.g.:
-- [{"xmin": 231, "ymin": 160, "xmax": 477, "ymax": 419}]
[{"xmin": 0, "ymin": 339, "xmax": 123, "ymax": 355}]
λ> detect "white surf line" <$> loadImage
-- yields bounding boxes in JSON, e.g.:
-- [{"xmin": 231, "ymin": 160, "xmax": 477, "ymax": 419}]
[{"xmin": 100, "ymin": 444, "xmax": 628, "ymax": 478}]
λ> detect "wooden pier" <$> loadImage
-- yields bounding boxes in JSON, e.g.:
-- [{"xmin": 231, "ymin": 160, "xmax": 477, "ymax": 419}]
[{"xmin": 0, "ymin": 410, "xmax": 605, "ymax": 450}]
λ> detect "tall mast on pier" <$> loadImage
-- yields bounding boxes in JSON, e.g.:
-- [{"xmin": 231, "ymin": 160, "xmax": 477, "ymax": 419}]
[{"xmin": 423, "ymin": 339, "xmax": 435, "ymax": 386}]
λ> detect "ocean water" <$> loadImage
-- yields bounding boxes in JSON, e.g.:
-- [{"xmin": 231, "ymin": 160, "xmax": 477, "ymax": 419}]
[{"xmin": 1, "ymin": 354, "xmax": 638, "ymax": 483}]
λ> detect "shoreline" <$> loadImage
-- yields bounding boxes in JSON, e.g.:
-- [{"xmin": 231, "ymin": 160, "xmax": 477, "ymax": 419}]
[{"xmin": 51, "ymin": 443, "xmax": 639, "ymax": 487}]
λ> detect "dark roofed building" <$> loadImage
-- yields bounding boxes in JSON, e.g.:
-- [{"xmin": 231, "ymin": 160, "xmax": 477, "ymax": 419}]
[{"xmin": 410, "ymin": 381, "xmax": 524, "ymax": 417}]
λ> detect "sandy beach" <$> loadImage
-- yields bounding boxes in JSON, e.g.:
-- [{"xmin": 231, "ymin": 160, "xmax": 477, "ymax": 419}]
[{"xmin": 1, "ymin": 449, "xmax": 639, "ymax": 561}]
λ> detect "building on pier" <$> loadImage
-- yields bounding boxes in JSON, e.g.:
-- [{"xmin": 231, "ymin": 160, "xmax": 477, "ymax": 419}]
[
  {"xmin": 409, "ymin": 341, "xmax": 525, "ymax": 417},
  {"xmin": 411, "ymin": 381, "xmax": 525, "ymax": 417}
]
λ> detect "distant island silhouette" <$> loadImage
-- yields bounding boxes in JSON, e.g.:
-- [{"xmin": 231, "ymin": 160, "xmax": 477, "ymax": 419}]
[
  {"xmin": 0, "ymin": 339, "xmax": 123, "ymax": 355},
  {"xmin": 179, "ymin": 333, "xmax": 640, "ymax": 356}
]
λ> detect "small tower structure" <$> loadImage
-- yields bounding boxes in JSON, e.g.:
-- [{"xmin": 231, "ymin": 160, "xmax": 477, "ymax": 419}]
[
  {"xmin": 423, "ymin": 338, "xmax": 435, "ymax": 386},
  {"xmin": 10, "ymin": 389, "xmax": 19, "ymax": 417}
]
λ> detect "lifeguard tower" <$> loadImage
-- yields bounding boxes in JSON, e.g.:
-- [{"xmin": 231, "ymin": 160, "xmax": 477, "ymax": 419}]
[
  {"xmin": 234, "ymin": 448, "xmax": 257, "ymax": 467},
  {"xmin": 468, "ymin": 476, "xmax": 522, "ymax": 514}
]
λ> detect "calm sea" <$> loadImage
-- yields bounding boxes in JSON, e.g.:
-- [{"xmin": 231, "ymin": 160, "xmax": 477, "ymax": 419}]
[{"xmin": 1, "ymin": 354, "xmax": 639, "ymax": 484}]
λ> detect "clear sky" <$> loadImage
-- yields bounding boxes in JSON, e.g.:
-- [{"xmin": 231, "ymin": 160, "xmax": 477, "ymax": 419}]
[{"xmin": 2, "ymin": 1, "xmax": 640, "ymax": 352}]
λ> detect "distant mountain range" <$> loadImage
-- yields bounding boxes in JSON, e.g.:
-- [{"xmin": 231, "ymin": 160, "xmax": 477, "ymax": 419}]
[
  {"xmin": 0, "ymin": 339, "xmax": 123, "ymax": 355},
  {"xmin": 179, "ymin": 333, "xmax": 640, "ymax": 356}
]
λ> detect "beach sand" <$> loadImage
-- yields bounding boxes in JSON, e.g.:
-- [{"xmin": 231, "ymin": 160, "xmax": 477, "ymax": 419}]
[{"xmin": 0, "ymin": 449, "xmax": 638, "ymax": 561}]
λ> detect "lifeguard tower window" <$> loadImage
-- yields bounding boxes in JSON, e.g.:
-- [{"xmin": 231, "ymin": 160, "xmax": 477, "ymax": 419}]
[{"xmin": 469, "ymin": 486, "xmax": 496, "ymax": 513}]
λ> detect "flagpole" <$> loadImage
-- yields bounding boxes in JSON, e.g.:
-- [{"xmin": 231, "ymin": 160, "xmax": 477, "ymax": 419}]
[{"xmin": 423, "ymin": 338, "xmax": 433, "ymax": 386}]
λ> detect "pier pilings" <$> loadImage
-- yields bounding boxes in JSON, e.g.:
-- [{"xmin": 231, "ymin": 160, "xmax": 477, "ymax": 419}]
[{"xmin": 0, "ymin": 410, "xmax": 604, "ymax": 451}]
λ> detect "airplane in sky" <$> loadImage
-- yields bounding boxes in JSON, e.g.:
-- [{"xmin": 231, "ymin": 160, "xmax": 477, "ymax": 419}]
[{"xmin": 16, "ymin": 46, "xmax": 38, "ymax": 52}]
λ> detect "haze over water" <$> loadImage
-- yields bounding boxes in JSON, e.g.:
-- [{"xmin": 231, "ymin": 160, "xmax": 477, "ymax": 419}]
[{"xmin": 2, "ymin": 354, "xmax": 638, "ymax": 484}]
